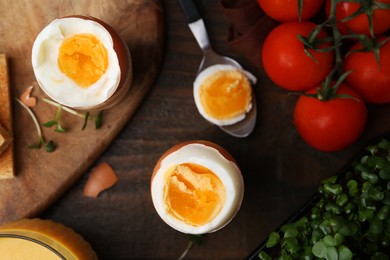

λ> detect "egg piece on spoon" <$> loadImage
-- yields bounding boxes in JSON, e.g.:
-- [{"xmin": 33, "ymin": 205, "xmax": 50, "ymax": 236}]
[
  {"xmin": 151, "ymin": 140, "xmax": 244, "ymax": 234},
  {"xmin": 193, "ymin": 64, "xmax": 256, "ymax": 126},
  {"xmin": 32, "ymin": 16, "xmax": 131, "ymax": 110}
]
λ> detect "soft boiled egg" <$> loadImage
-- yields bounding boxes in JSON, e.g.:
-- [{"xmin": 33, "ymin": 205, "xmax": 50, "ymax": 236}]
[
  {"xmin": 193, "ymin": 64, "xmax": 257, "ymax": 126},
  {"xmin": 151, "ymin": 140, "xmax": 244, "ymax": 234},
  {"xmin": 32, "ymin": 16, "xmax": 131, "ymax": 109}
]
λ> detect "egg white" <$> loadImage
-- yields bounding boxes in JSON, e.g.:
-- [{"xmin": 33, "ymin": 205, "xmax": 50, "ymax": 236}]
[
  {"xmin": 151, "ymin": 143, "xmax": 244, "ymax": 234},
  {"xmin": 193, "ymin": 64, "xmax": 257, "ymax": 126},
  {"xmin": 32, "ymin": 17, "xmax": 121, "ymax": 108}
]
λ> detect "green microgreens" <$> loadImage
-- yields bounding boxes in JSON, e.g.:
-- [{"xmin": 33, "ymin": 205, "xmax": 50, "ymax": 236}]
[
  {"xmin": 178, "ymin": 234, "xmax": 204, "ymax": 260},
  {"xmin": 188, "ymin": 234, "xmax": 204, "ymax": 245},
  {"xmin": 43, "ymin": 103, "xmax": 67, "ymax": 133},
  {"xmin": 42, "ymin": 98, "xmax": 103, "ymax": 131},
  {"xmin": 259, "ymin": 138, "xmax": 390, "ymax": 259},
  {"xmin": 15, "ymin": 98, "xmax": 56, "ymax": 152}
]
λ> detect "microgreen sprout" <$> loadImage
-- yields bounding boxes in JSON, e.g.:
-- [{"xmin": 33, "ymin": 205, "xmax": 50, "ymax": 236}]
[
  {"xmin": 15, "ymin": 98, "xmax": 56, "ymax": 152},
  {"xmin": 258, "ymin": 138, "xmax": 390, "ymax": 259},
  {"xmin": 178, "ymin": 234, "xmax": 204, "ymax": 260},
  {"xmin": 42, "ymin": 98, "xmax": 103, "ymax": 130},
  {"xmin": 43, "ymin": 104, "xmax": 67, "ymax": 132}
]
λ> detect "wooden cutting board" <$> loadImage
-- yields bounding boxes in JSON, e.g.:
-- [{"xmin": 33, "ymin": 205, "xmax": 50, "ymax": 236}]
[{"xmin": 0, "ymin": 0, "xmax": 164, "ymax": 225}]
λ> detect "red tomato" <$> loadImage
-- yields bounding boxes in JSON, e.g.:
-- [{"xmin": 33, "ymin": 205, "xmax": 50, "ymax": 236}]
[
  {"xmin": 294, "ymin": 84, "xmax": 367, "ymax": 152},
  {"xmin": 344, "ymin": 37, "xmax": 390, "ymax": 104},
  {"xmin": 325, "ymin": 0, "xmax": 390, "ymax": 36},
  {"xmin": 262, "ymin": 22, "xmax": 334, "ymax": 91},
  {"xmin": 257, "ymin": 0, "xmax": 325, "ymax": 22}
]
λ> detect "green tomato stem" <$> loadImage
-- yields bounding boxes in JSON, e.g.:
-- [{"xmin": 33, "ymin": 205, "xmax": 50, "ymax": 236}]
[{"xmin": 329, "ymin": 0, "xmax": 343, "ymax": 74}]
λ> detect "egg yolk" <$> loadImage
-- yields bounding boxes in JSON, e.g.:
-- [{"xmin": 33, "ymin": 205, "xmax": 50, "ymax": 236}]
[
  {"xmin": 199, "ymin": 70, "xmax": 252, "ymax": 120},
  {"xmin": 164, "ymin": 163, "xmax": 226, "ymax": 227},
  {"xmin": 58, "ymin": 34, "xmax": 108, "ymax": 88}
]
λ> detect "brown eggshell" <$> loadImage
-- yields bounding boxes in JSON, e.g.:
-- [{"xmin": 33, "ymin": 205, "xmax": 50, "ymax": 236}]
[
  {"xmin": 83, "ymin": 162, "xmax": 118, "ymax": 198},
  {"xmin": 20, "ymin": 85, "xmax": 37, "ymax": 108},
  {"xmin": 151, "ymin": 140, "xmax": 239, "ymax": 184},
  {"xmin": 60, "ymin": 15, "xmax": 132, "ymax": 110}
]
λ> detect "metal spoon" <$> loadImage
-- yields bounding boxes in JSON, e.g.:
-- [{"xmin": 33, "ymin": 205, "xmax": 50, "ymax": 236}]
[{"xmin": 179, "ymin": 0, "xmax": 257, "ymax": 138}]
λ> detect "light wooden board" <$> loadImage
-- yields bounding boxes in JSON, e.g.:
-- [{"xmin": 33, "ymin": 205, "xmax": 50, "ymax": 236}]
[{"xmin": 0, "ymin": 0, "xmax": 164, "ymax": 225}]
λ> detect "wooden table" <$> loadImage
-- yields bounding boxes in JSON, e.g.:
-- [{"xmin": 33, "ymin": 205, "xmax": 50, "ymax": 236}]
[{"xmin": 41, "ymin": 0, "xmax": 390, "ymax": 259}]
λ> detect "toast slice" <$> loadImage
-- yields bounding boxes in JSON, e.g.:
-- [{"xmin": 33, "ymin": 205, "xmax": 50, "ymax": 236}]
[
  {"xmin": 0, "ymin": 123, "xmax": 12, "ymax": 155},
  {"xmin": 0, "ymin": 54, "xmax": 15, "ymax": 178}
]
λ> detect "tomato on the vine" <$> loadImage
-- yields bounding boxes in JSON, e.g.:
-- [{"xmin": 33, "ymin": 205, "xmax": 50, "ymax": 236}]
[
  {"xmin": 325, "ymin": 0, "xmax": 390, "ymax": 36},
  {"xmin": 344, "ymin": 37, "xmax": 390, "ymax": 104},
  {"xmin": 257, "ymin": 0, "xmax": 325, "ymax": 22},
  {"xmin": 262, "ymin": 22, "xmax": 334, "ymax": 91},
  {"xmin": 294, "ymin": 84, "xmax": 367, "ymax": 152}
]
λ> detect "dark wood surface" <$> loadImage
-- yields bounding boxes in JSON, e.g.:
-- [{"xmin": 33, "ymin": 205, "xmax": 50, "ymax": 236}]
[{"xmin": 41, "ymin": 0, "xmax": 390, "ymax": 259}]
